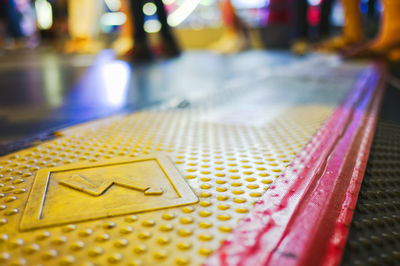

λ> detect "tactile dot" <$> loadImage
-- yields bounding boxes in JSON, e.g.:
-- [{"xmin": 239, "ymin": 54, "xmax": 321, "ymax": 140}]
[
  {"xmin": 0, "ymin": 252, "xmax": 10, "ymax": 262},
  {"xmin": 36, "ymin": 231, "xmax": 51, "ymax": 241},
  {"xmin": 199, "ymin": 201, "xmax": 211, "ymax": 207},
  {"xmin": 218, "ymin": 204, "xmax": 230, "ymax": 210},
  {"xmin": 198, "ymin": 222, "xmax": 212, "ymax": 229},
  {"xmin": 114, "ymin": 239, "xmax": 129, "ymax": 248},
  {"xmin": 177, "ymin": 241, "xmax": 192, "ymax": 250},
  {"xmin": 198, "ymin": 234, "xmax": 213, "ymax": 241},
  {"xmin": 70, "ymin": 241, "xmax": 85, "ymax": 251},
  {"xmin": 180, "ymin": 217, "xmax": 193, "ymax": 224},
  {"xmin": 157, "ymin": 237, "xmax": 170, "ymax": 245},
  {"xmin": 4, "ymin": 196, "xmax": 17, "ymax": 203},
  {"xmin": 120, "ymin": 226, "xmax": 133, "ymax": 234},
  {"xmin": 51, "ymin": 236, "xmax": 67, "ymax": 245},
  {"xmin": 103, "ymin": 222, "xmax": 116, "ymax": 229},
  {"xmin": 153, "ymin": 250, "xmax": 167, "ymax": 260},
  {"xmin": 23, "ymin": 244, "xmax": 40, "ymax": 254},
  {"xmin": 88, "ymin": 247, "xmax": 104, "ymax": 257},
  {"xmin": 59, "ymin": 255, "xmax": 76, "ymax": 266},
  {"xmin": 141, "ymin": 220, "xmax": 155, "ymax": 227},
  {"xmin": 10, "ymin": 258, "xmax": 27, "ymax": 266},
  {"xmin": 78, "ymin": 229, "xmax": 93, "ymax": 237},
  {"xmin": 133, "ymin": 244, "xmax": 147, "ymax": 254},
  {"xmin": 159, "ymin": 224, "xmax": 173, "ymax": 232},
  {"xmin": 95, "ymin": 233, "xmax": 110, "ymax": 242},
  {"xmin": 178, "ymin": 229, "xmax": 193, "ymax": 237},
  {"xmin": 217, "ymin": 195, "xmax": 228, "ymax": 201},
  {"xmin": 62, "ymin": 224, "xmax": 77, "ymax": 232},
  {"xmin": 198, "ymin": 248, "xmax": 213, "ymax": 256},
  {"xmin": 175, "ymin": 257, "xmax": 190, "ymax": 265},
  {"xmin": 181, "ymin": 207, "xmax": 194, "ymax": 213},
  {"xmin": 217, "ymin": 214, "xmax": 231, "ymax": 221},
  {"xmin": 8, "ymin": 239, "xmax": 24, "ymax": 249},
  {"xmin": 128, "ymin": 259, "xmax": 143, "ymax": 266},
  {"xmin": 199, "ymin": 210, "xmax": 212, "ymax": 217},
  {"xmin": 41, "ymin": 249, "xmax": 58, "ymax": 260},
  {"xmin": 138, "ymin": 231, "xmax": 152, "ymax": 239},
  {"xmin": 107, "ymin": 253, "xmax": 123, "ymax": 264},
  {"xmin": 219, "ymin": 226, "xmax": 233, "ymax": 233},
  {"xmin": 162, "ymin": 213, "xmax": 175, "ymax": 220}
]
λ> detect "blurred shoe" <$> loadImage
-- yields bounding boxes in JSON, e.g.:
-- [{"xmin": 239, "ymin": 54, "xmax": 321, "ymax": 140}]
[
  {"xmin": 290, "ymin": 39, "xmax": 309, "ymax": 56},
  {"xmin": 209, "ymin": 30, "xmax": 247, "ymax": 54},
  {"xmin": 315, "ymin": 36, "xmax": 362, "ymax": 53},
  {"xmin": 342, "ymin": 42, "xmax": 400, "ymax": 62}
]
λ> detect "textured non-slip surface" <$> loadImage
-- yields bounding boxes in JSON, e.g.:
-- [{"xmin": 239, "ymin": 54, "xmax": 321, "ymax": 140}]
[
  {"xmin": 0, "ymin": 55, "xmax": 368, "ymax": 266},
  {"xmin": 342, "ymin": 84, "xmax": 400, "ymax": 266}
]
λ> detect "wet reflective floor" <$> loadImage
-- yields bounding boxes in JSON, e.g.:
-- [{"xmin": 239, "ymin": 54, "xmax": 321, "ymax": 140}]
[
  {"xmin": 0, "ymin": 49, "xmax": 380, "ymax": 154},
  {"xmin": 0, "ymin": 50, "xmax": 301, "ymax": 146}
]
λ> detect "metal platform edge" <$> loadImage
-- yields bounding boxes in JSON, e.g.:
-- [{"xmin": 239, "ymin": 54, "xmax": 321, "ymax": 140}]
[{"xmin": 205, "ymin": 63, "xmax": 387, "ymax": 266}]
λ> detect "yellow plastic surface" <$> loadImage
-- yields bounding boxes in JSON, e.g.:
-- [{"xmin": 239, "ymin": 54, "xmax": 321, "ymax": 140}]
[
  {"xmin": 0, "ymin": 57, "xmax": 365, "ymax": 265},
  {"xmin": 0, "ymin": 106, "xmax": 332, "ymax": 266}
]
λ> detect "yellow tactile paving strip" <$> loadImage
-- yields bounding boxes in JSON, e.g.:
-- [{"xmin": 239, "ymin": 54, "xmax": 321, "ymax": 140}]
[
  {"xmin": 0, "ymin": 106, "xmax": 332, "ymax": 266},
  {"xmin": 0, "ymin": 56, "xmax": 367, "ymax": 266}
]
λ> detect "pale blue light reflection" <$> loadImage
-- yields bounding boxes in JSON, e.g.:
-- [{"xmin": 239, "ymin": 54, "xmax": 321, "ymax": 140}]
[{"xmin": 100, "ymin": 60, "xmax": 130, "ymax": 107}]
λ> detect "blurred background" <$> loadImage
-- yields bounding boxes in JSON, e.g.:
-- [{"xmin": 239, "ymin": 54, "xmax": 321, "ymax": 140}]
[{"xmin": 0, "ymin": 0, "xmax": 383, "ymax": 52}]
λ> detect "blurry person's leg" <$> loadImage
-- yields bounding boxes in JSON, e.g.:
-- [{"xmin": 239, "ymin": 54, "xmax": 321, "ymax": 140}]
[
  {"xmin": 130, "ymin": 0, "xmax": 153, "ymax": 60},
  {"xmin": 291, "ymin": 0, "xmax": 310, "ymax": 55},
  {"xmin": 66, "ymin": 0, "xmax": 103, "ymax": 53},
  {"xmin": 209, "ymin": 0, "xmax": 248, "ymax": 54},
  {"xmin": 319, "ymin": 0, "xmax": 334, "ymax": 38},
  {"xmin": 317, "ymin": 0, "xmax": 364, "ymax": 51},
  {"xmin": 112, "ymin": 0, "xmax": 134, "ymax": 55},
  {"xmin": 345, "ymin": 0, "xmax": 400, "ymax": 60},
  {"xmin": 6, "ymin": 0, "xmax": 23, "ymax": 38},
  {"xmin": 154, "ymin": 0, "xmax": 180, "ymax": 57},
  {"xmin": 342, "ymin": 0, "xmax": 364, "ymax": 44}
]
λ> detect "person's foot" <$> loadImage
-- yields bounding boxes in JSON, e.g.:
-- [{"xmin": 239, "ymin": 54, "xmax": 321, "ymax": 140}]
[
  {"xmin": 315, "ymin": 35, "xmax": 363, "ymax": 53},
  {"xmin": 209, "ymin": 30, "xmax": 247, "ymax": 54},
  {"xmin": 343, "ymin": 42, "xmax": 400, "ymax": 62},
  {"xmin": 290, "ymin": 39, "xmax": 309, "ymax": 56}
]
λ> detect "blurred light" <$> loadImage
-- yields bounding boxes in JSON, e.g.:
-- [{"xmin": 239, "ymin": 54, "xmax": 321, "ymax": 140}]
[
  {"xmin": 331, "ymin": 1, "xmax": 344, "ymax": 26},
  {"xmin": 143, "ymin": 2, "xmax": 157, "ymax": 16},
  {"xmin": 104, "ymin": 0, "xmax": 121, "ymax": 11},
  {"xmin": 231, "ymin": 0, "xmax": 267, "ymax": 9},
  {"xmin": 101, "ymin": 61, "xmax": 130, "ymax": 106},
  {"xmin": 144, "ymin": 19, "xmax": 162, "ymax": 33},
  {"xmin": 199, "ymin": 0, "xmax": 214, "ymax": 6},
  {"xmin": 307, "ymin": 0, "xmax": 321, "ymax": 6},
  {"xmin": 168, "ymin": 0, "xmax": 201, "ymax": 27},
  {"xmin": 43, "ymin": 55, "xmax": 62, "ymax": 107},
  {"xmin": 307, "ymin": 7, "xmax": 320, "ymax": 26},
  {"xmin": 35, "ymin": 0, "xmax": 53, "ymax": 30},
  {"xmin": 101, "ymin": 12, "xmax": 127, "ymax": 26},
  {"xmin": 163, "ymin": 0, "xmax": 176, "ymax": 5}
]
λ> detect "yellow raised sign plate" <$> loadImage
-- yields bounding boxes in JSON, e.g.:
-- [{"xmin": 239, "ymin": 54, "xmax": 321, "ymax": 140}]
[{"xmin": 20, "ymin": 154, "xmax": 198, "ymax": 231}]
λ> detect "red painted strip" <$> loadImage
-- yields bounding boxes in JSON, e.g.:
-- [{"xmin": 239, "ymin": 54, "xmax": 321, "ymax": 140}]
[{"xmin": 205, "ymin": 64, "xmax": 386, "ymax": 266}]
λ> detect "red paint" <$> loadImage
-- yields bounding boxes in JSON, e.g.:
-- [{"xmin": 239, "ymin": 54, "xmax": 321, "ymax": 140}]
[{"xmin": 205, "ymin": 64, "xmax": 386, "ymax": 266}]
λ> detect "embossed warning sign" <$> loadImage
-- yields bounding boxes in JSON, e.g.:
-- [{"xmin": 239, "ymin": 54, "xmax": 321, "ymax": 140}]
[{"xmin": 20, "ymin": 154, "xmax": 198, "ymax": 230}]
